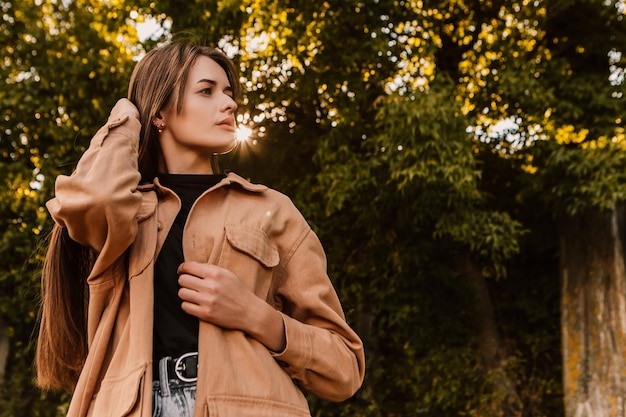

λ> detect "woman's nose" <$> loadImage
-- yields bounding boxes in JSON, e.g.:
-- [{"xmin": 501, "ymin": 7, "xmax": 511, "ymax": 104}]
[{"xmin": 221, "ymin": 95, "xmax": 238, "ymax": 113}]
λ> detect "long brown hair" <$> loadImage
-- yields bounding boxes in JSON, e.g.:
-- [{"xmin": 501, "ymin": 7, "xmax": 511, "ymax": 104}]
[
  {"xmin": 36, "ymin": 225, "xmax": 94, "ymax": 391},
  {"xmin": 36, "ymin": 41, "xmax": 242, "ymax": 391}
]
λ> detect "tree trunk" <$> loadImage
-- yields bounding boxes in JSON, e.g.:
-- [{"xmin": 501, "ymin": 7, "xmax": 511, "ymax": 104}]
[
  {"xmin": 560, "ymin": 205, "xmax": 626, "ymax": 417},
  {"xmin": 463, "ymin": 254, "xmax": 522, "ymax": 417}
]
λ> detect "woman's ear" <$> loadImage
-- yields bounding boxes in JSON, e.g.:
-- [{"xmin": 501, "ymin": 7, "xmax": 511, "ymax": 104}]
[
  {"xmin": 152, "ymin": 114, "xmax": 166, "ymax": 134},
  {"xmin": 152, "ymin": 112, "xmax": 164, "ymax": 125}
]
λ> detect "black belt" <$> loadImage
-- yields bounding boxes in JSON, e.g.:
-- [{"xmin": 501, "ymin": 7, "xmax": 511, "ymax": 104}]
[{"xmin": 156, "ymin": 352, "xmax": 198, "ymax": 383}]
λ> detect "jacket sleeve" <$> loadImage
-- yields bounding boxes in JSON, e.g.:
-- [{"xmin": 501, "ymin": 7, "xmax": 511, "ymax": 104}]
[
  {"xmin": 271, "ymin": 226, "xmax": 366, "ymax": 402},
  {"xmin": 45, "ymin": 98, "xmax": 143, "ymax": 279}
]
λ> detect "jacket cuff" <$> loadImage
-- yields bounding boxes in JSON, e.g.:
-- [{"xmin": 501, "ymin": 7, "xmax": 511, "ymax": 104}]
[{"xmin": 269, "ymin": 313, "xmax": 310, "ymax": 370}]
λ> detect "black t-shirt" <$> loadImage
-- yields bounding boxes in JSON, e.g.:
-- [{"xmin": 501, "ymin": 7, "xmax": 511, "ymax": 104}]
[{"xmin": 152, "ymin": 173, "xmax": 225, "ymax": 363}]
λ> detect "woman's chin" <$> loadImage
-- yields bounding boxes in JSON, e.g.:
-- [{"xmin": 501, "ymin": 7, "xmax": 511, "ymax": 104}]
[{"xmin": 214, "ymin": 140, "xmax": 237, "ymax": 155}]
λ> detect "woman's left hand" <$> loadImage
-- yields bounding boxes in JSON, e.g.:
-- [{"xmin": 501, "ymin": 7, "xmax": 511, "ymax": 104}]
[{"xmin": 177, "ymin": 261, "xmax": 286, "ymax": 352}]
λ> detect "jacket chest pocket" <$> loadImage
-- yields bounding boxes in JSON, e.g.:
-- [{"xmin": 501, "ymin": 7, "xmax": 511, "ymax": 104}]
[{"xmin": 218, "ymin": 224, "xmax": 279, "ymax": 298}]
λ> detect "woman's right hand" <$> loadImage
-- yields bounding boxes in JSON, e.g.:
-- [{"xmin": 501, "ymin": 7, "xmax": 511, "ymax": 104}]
[{"xmin": 177, "ymin": 261, "xmax": 287, "ymax": 353}]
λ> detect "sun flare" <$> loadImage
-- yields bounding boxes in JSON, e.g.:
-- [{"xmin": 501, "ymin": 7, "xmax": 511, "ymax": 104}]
[{"xmin": 236, "ymin": 125, "xmax": 253, "ymax": 142}]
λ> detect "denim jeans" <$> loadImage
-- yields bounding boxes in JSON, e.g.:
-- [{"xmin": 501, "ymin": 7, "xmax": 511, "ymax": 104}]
[{"xmin": 152, "ymin": 357, "xmax": 197, "ymax": 417}]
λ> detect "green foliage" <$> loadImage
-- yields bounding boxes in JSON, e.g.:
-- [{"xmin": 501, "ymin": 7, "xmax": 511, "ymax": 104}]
[
  {"xmin": 1, "ymin": 0, "xmax": 623, "ymax": 415},
  {"xmin": 530, "ymin": 137, "xmax": 626, "ymax": 215}
]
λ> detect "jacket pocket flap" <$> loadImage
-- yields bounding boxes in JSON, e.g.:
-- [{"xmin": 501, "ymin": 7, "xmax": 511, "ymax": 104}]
[
  {"xmin": 225, "ymin": 225, "xmax": 279, "ymax": 268},
  {"xmin": 205, "ymin": 396, "xmax": 311, "ymax": 417},
  {"xmin": 90, "ymin": 365, "xmax": 145, "ymax": 416}
]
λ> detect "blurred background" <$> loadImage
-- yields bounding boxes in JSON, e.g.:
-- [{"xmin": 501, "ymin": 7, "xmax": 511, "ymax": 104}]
[{"xmin": 1, "ymin": 1, "xmax": 625, "ymax": 416}]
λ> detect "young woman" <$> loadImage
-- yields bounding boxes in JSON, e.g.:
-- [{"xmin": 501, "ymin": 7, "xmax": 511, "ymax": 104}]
[{"xmin": 36, "ymin": 41, "xmax": 365, "ymax": 417}]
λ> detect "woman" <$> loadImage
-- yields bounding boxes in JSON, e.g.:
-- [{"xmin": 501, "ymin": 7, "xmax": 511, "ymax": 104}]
[{"xmin": 36, "ymin": 41, "xmax": 365, "ymax": 417}]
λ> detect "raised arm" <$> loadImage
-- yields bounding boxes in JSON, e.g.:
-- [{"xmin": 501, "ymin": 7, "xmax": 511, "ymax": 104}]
[{"xmin": 46, "ymin": 99, "xmax": 144, "ymax": 278}]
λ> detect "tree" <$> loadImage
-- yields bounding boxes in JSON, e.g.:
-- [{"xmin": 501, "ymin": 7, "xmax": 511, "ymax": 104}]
[
  {"xmin": 1, "ymin": 0, "xmax": 623, "ymax": 416},
  {"xmin": 517, "ymin": 2, "xmax": 626, "ymax": 415}
]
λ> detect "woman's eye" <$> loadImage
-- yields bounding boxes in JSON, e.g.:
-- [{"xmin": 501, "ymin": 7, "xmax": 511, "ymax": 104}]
[{"xmin": 200, "ymin": 88, "xmax": 212, "ymax": 95}]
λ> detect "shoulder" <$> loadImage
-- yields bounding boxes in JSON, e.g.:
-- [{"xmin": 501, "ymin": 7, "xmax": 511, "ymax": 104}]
[
  {"xmin": 224, "ymin": 173, "xmax": 294, "ymax": 204},
  {"xmin": 223, "ymin": 173, "xmax": 310, "ymax": 227}
]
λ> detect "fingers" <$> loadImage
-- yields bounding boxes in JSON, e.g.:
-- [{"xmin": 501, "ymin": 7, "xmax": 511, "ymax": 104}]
[
  {"xmin": 178, "ymin": 261, "xmax": 246, "ymax": 294},
  {"xmin": 177, "ymin": 283, "xmax": 202, "ymax": 304},
  {"xmin": 177, "ymin": 260, "xmax": 222, "ymax": 278},
  {"xmin": 177, "ymin": 270, "xmax": 220, "ymax": 309},
  {"xmin": 176, "ymin": 261, "xmax": 246, "ymax": 326},
  {"xmin": 179, "ymin": 298, "xmax": 207, "ymax": 319},
  {"xmin": 178, "ymin": 271, "xmax": 208, "ymax": 293},
  {"xmin": 177, "ymin": 275, "xmax": 217, "ymax": 322}
]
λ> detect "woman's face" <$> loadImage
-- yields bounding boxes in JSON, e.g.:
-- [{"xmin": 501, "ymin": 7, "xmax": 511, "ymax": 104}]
[{"xmin": 156, "ymin": 55, "xmax": 238, "ymax": 174}]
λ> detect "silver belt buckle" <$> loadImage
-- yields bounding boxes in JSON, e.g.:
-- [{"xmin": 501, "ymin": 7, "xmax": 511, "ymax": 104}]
[{"xmin": 174, "ymin": 352, "xmax": 198, "ymax": 382}]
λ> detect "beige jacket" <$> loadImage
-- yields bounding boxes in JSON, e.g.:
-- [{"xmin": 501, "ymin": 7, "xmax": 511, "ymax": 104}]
[{"xmin": 47, "ymin": 99, "xmax": 365, "ymax": 417}]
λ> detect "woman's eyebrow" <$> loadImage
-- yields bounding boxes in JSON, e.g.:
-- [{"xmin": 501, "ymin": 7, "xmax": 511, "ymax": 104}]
[
  {"xmin": 196, "ymin": 78, "xmax": 233, "ymax": 92},
  {"xmin": 196, "ymin": 78, "xmax": 217, "ymax": 86}
]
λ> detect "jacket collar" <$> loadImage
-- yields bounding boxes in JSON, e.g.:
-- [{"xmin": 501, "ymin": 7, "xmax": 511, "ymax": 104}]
[
  {"xmin": 140, "ymin": 172, "xmax": 268, "ymax": 194},
  {"xmin": 218, "ymin": 172, "xmax": 268, "ymax": 192}
]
